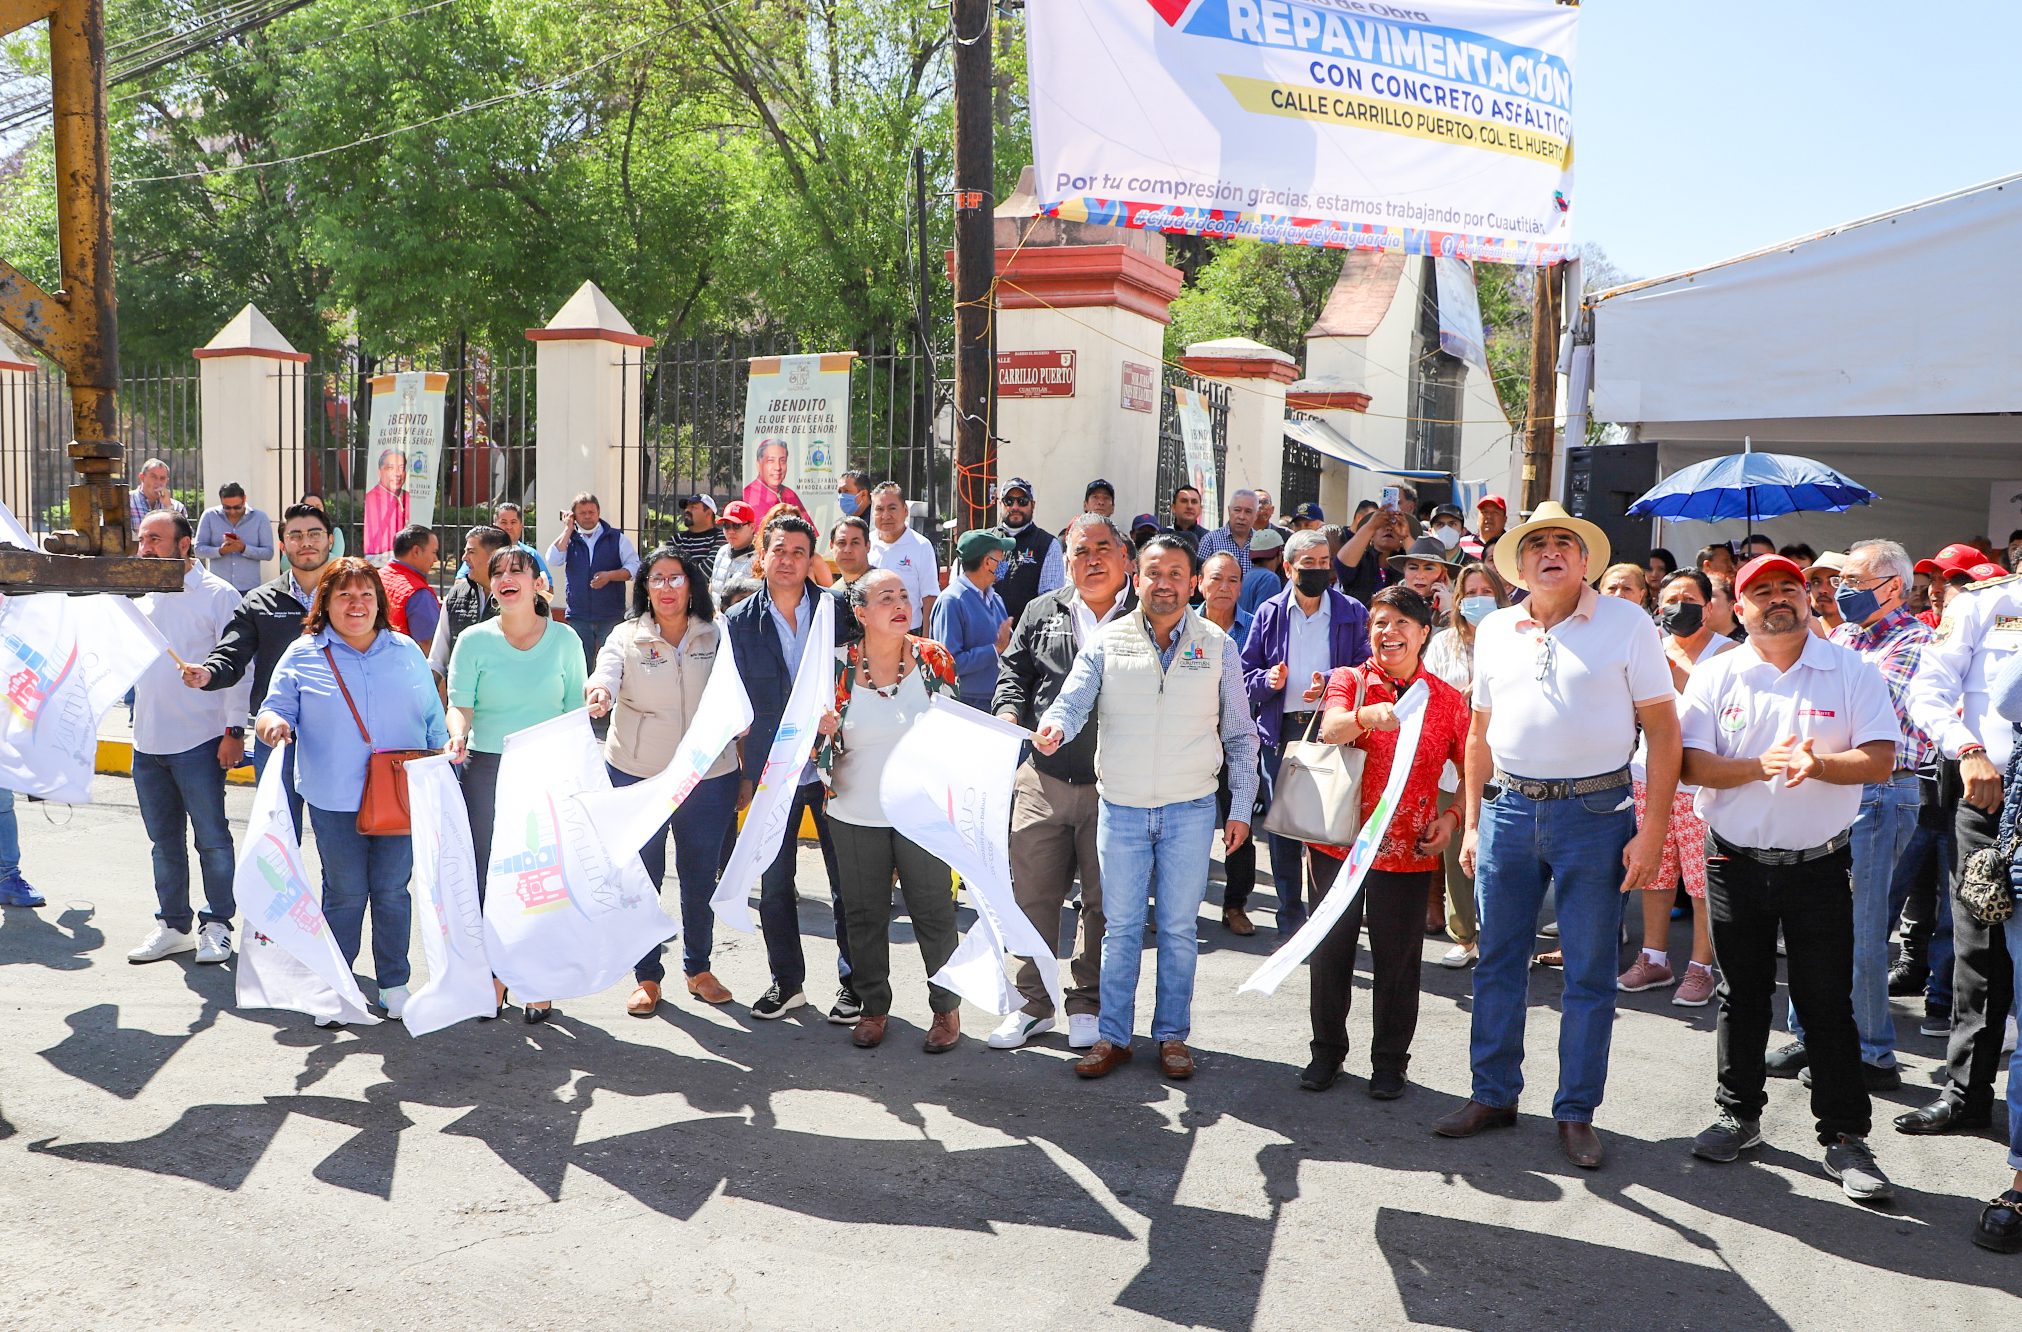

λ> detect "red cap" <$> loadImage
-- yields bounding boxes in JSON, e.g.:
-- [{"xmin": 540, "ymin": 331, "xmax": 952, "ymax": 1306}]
[
  {"xmin": 1966, "ymin": 561, "xmax": 2007, "ymax": 582},
  {"xmin": 1917, "ymin": 542, "xmax": 1983, "ymax": 577},
  {"xmin": 1734, "ymin": 553, "xmax": 1807, "ymax": 596},
  {"xmin": 1476, "ymin": 493, "xmax": 1507, "ymax": 511},
  {"xmin": 721, "ymin": 500, "xmax": 758, "ymax": 525}
]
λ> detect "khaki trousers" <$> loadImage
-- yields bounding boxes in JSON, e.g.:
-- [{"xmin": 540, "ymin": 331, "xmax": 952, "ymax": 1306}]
[{"xmin": 1009, "ymin": 761, "xmax": 1104, "ymax": 1018}]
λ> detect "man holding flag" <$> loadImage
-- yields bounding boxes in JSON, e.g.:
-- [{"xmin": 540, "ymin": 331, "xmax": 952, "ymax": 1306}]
[
  {"xmin": 1035, "ymin": 535, "xmax": 1258, "ymax": 1081},
  {"xmin": 126, "ymin": 511, "xmax": 252, "ymax": 967},
  {"xmin": 721, "ymin": 514, "xmax": 852, "ymax": 1022}
]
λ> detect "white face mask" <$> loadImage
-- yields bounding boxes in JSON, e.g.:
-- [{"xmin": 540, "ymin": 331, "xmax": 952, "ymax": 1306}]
[{"xmin": 1431, "ymin": 524, "xmax": 1462, "ymax": 550}]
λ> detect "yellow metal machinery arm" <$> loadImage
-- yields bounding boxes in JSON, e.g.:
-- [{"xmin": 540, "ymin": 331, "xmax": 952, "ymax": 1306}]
[{"xmin": 0, "ymin": 0, "xmax": 179, "ymax": 591}]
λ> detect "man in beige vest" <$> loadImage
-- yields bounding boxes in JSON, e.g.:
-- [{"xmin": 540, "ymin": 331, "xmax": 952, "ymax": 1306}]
[{"xmin": 1035, "ymin": 536, "xmax": 1260, "ymax": 1081}]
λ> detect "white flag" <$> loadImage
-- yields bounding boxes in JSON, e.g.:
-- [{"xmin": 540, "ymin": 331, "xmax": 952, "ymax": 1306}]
[
  {"xmin": 234, "ymin": 743, "xmax": 379, "ymax": 1024},
  {"xmin": 1240, "ymin": 681, "xmax": 1430, "ymax": 997},
  {"xmin": 573, "ymin": 637, "xmax": 752, "ymax": 857},
  {"xmin": 0, "ymin": 587, "xmax": 169, "ymax": 803},
  {"xmin": 879, "ymin": 695, "xmax": 1062, "ymax": 1017},
  {"xmin": 481, "ymin": 709, "xmax": 677, "ymax": 1000},
  {"xmin": 711, "ymin": 592, "xmax": 834, "ymax": 932},
  {"xmin": 402, "ymin": 754, "xmax": 497, "ymax": 1035}
]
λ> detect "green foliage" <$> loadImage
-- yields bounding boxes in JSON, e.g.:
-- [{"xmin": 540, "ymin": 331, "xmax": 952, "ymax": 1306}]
[{"xmin": 1164, "ymin": 239, "xmax": 1344, "ymax": 362}]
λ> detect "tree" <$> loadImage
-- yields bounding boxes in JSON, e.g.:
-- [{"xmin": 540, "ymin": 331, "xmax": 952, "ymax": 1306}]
[{"xmin": 1163, "ymin": 239, "xmax": 1342, "ymax": 362}]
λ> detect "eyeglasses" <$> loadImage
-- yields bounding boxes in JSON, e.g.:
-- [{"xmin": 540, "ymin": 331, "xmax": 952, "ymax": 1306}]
[
  {"xmin": 1002, "ymin": 495, "xmax": 1032, "ymax": 505},
  {"xmin": 1829, "ymin": 573, "xmax": 1895, "ymax": 591},
  {"xmin": 1534, "ymin": 633, "xmax": 1556, "ymax": 681},
  {"xmin": 647, "ymin": 574, "xmax": 687, "ymax": 589}
]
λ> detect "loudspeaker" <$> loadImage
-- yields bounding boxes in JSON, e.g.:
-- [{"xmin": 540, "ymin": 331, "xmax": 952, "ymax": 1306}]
[{"xmin": 1564, "ymin": 442, "xmax": 1659, "ymax": 564}]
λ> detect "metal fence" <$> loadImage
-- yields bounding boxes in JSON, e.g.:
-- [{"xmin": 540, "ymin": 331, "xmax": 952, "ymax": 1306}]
[
  {"xmin": 274, "ymin": 344, "xmax": 538, "ymax": 580},
  {"xmin": 619, "ymin": 334, "xmax": 948, "ymax": 550},
  {"xmin": 1279, "ymin": 436, "xmax": 1322, "ymax": 515},
  {"xmin": 1153, "ymin": 366, "xmax": 1231, "ymax": 526},
  {"xmin": 0, "ymin": 362, "xmax": 202, "ymax": 536}
]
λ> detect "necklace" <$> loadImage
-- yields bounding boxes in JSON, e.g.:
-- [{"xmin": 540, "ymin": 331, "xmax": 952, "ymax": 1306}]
[{"xmin": 859, "ymin": 653, "xmax": 908, "ymax": 698}]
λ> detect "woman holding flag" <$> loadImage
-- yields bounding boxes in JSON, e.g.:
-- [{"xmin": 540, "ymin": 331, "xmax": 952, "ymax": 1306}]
[
  {"xmin": 585, "ymin": 546, "xmax": 742, "ymax": 1018},
  {"xmin": 444, "ymin": 546, "xmax": 586, "ymax": 1023},
  {"xmin": 814, "ymin": 568, "xmax": 964, "ymax": 1053},
  {"xmin": 253, "ymin": 557, "xmax": 447, "ymax": 1021},
  {"xmin": 1302, "ymin": 586, "xmax": 1472, "ymax": 1099}
]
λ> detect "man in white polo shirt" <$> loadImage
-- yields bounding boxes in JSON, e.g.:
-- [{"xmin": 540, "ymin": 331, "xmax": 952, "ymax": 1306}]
[
  {"xmin": 1677, "ymin": 554, "xmax": 1901, "ymax": 1204},
  {"xmin": 866, "ymin": 480, "xmax": 939, "ymax": 629},
  {"xmin": 1441, "ymin": 501, "xmax": 1679, "ymax": 1171}
]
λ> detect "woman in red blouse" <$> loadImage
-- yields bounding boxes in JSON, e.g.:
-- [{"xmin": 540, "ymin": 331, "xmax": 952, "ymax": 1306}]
[{"xmin": 1301, "ymin": 586, "xmax": 1472, "ymax": 1099}]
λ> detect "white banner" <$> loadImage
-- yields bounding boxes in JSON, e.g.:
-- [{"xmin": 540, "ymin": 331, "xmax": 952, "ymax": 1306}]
[
  {"xmin": 402, "ymin": 754, "xmax": 498, "ymax": 1035},
  {"xmin": 573, "ymin": 640, "xmax": 753, "ymax": 856},
  {"xmin": 234, "ymin": 744, "xmax": 380, "ymax": 1024},
  {"xmin": 1435, "ymin": 256, "xmax": 1492, "ymax": 375},
  {"xmin": 743, "ymin": 353, "xmax": 855, "ymax": 540},
  {"xmin": 1174, "ymin": 386, "xmax": 1221, "ymax": 527},
  {"xmin": 0, "ymin": 501, "xmax": 170, "ymax": 802},
  {"xmin": 1029, "ymin": 0, "xmax": 1578, "ymax": 263},
  {"xmin": 712, "ymin": 592, "xmax": 834, "ymax": 933},
  {"xmin": 363, "ymin": 370, "xmax": 448, "ymax": 559},
  {"xmin": 1240, "ymin": 680, "xmax": 1428, "ymax": 996},
  {"xmin": 879, "ymin": 696, "xmax": 1062, "ymax": 1017},
  {"xmin": 482, "ymin": 710, "xmax": 677, "ymax": 999}
]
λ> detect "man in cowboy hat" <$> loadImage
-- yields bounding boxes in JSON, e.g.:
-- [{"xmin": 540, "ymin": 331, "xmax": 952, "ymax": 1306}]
[{"xmin": 1437, "ymin": 501, "xmax": 1681, "ymax": 1170}]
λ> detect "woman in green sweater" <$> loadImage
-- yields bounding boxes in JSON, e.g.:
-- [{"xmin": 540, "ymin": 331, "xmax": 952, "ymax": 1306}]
[{"xmin": 444, "ymin": 546, "xmax": 586, "ymax": 1022}]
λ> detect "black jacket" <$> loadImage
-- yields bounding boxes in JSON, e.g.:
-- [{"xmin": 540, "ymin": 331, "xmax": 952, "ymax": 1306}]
[
  {"xmin": 722, "ymin": 579, "xmax": 853, "ymax": 785},
  {"xmin": 199, "ymin": 572, "xmax": 310, "ymax": 715},
  {"xmin": 991, "ymin": 583, "xmax": 1137, "ymax": 786}
]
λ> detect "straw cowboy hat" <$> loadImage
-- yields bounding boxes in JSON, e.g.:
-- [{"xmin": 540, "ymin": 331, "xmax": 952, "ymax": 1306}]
[{"xmin": 1492, "ymin": 500, "xmax": 1612, "ymax": 589}]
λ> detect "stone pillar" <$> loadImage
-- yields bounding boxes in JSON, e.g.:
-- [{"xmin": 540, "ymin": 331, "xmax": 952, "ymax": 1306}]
[
  {"xmin": 195, "ymin": 305, "xmax": 307, "ymax": 573},
  {"xmin": 527, "ymin": 281, "xmax": 652, "ymax": 610},
  {"xmin": 987, "ymin": 214, "xmax": 1183, "ymax": 533},
  {"xmin": 1180, "ymin": 337, "xmax": 1297, "ymax": 504},
  {"xmin": 0, "ymin": 335, "xmax": 34, "ymax": 527}
]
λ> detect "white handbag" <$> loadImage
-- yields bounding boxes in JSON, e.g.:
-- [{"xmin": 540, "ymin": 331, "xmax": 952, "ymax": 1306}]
[{"xmin": 1259, "ymin": 671, "xmax": 1367, "ymax": 847}]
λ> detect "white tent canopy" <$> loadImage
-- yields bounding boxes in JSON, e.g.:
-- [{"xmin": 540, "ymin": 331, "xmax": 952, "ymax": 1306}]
[{"xmin": 1589, "ymin": 174, "xmax": 2022, "ymax": 556}]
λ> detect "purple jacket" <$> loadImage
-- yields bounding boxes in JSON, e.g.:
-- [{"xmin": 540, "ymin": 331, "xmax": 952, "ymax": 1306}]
[{"xmin": 1239, "ymin": 585, "xmax": 1371, "ymax": 749}]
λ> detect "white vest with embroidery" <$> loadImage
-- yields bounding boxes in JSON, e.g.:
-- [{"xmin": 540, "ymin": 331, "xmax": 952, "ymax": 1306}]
[{"xmin": 1093, "ymin": 610, "xmax": 1229, "ymax": 808}]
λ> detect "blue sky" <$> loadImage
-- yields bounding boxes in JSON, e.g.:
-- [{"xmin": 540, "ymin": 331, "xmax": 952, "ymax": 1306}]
[{"xmin": 1574, "ymin": 2, "xmax": 2020, "ymax": 282}]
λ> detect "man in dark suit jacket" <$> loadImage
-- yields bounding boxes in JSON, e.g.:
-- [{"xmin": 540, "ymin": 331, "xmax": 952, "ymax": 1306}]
[{"xmin": 721, "ymin": 514, "xmax": 853, "ymax": 1023}]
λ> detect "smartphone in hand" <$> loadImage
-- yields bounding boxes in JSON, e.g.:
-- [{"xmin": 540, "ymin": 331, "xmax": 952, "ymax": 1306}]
[{"xmin": 1380, "ymin": 485, "xmax": 1400, "ymax": 512}]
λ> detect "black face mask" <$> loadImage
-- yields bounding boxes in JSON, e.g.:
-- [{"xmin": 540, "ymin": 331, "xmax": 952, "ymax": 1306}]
[
  {"xmin": 1294, "ymin": 567, "xmax": 1333, "ymax": 597},
  {"xmin": 1658, "ymin": 601, "xmax": 1705, "ymax": 637}
]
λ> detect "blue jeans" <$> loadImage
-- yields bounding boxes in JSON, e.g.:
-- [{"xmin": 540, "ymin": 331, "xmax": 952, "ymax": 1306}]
[
  {"xmin": 133, "ymin": 740, "xmax": 236, "ymax": 932},
  {"xmin": 1096, "ymin": 794, "xmax": 1218, "ymax": 1046},
  {"xmin": 0, "ymin": 787, "xmax": 19, "ymax": 876},
  {"xmin": 306, "ymin": 804, "xmax": 414, "ymax": 989},
  {"xmin": 252, "ymin": 737, "xmax": 304, "ymax": 840},
  {"xmin": 568, "ymin": 617, "xmax": 620, "ymax": 672},
  {"xmin": 611, "ymin": 766, "xmax": 741, "ymax": 983},
  {"xmin": 1791, "ymin": 773, "xmax": 1916, "ymax": 1066},
  {"xmin": 1472, "ymin": 783, "xmax": 1636, "ymax": 1122},
  {"xmin": 1262, "ymin": 743, "xmax": 1309, "ymax": 925},
  {"xmin": 2006, "ymin": 911, "xmax": 2022, "ymax": 1171},
  {"xmin": 756, "ymin": 780, "xmax": 849, "ymax": 993},
  {"xmin": 1888, "ymin": 816, "xmax": 1955, "ymax": 1009}
]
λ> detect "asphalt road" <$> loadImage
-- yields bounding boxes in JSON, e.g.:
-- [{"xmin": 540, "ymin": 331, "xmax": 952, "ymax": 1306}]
[{"xmin": 0, "ymin": 775, "xmax": 2015, "ymax": 1329}]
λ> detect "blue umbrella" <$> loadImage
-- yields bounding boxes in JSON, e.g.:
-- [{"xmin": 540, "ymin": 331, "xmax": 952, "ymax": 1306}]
[{"xmin": 1626, "ymin": 443, "xmax": 1877, "ymax": 524}]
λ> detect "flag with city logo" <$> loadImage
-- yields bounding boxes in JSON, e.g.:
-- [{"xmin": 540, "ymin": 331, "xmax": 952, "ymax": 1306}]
[
  {"xmin": 481, "ymin": 709, "xmax": 677, "ymax": 1000},
  {"xmin": 234, "ymin": 743, "xmax": 379, "ymax": 1024}
]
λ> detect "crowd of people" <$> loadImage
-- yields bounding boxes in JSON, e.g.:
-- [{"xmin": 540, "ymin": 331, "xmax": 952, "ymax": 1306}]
[{"xmin": 5, "ymin": 465, "xmax": 2019, "ymax": 1255}]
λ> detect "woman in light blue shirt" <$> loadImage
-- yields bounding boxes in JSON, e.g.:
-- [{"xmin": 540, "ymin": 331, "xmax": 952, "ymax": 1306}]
[{"xmin": 256, "ymin": 557, "xmax": 447, "ymax": 1022}]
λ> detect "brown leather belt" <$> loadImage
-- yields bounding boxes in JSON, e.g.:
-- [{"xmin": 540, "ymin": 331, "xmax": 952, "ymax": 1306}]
[{"xmin": 1488, "ymin": 767, "xmax": 1632, "ymax": 801}]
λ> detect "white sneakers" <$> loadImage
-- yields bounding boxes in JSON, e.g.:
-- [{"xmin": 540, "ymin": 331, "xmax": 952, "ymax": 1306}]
[
  {"xmin": 1067, "ymin": 1013, "xmax": 1099, "ymax": 1050},
  {"xmin": 986, "ymin": 1012, "xmax": 1055, "ymax": 1049},
  {"xmin": 195, "ymin": 922, "xmax": 232, "ymax": 964},
  {"xmin": 127, "ymin": 922, "xmax": 196, "ymax": 963},
  {"xmin": 1439, "ymin": 943, "xmax": 1477, "ymax": 968},
  {"xmin": 379, "ymin": 984, "xmax": 410, "ymax": 1021}
]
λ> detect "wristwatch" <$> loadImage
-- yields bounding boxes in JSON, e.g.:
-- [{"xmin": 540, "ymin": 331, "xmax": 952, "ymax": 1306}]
[{"xmin": 226, "ymin": 726, "xmax": 246, "ymax": 739}]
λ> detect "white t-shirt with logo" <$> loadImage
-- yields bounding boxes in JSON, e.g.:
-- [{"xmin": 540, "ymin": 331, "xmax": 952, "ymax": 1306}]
[
  {"xmin": 1678, "ymin": 634, "xmax": 1900, "ymax": 850},
  {"xmin": 868, "ymin": 527, "xmax": 941, "ymax": 629},
  {"xmin": 1473, "ymin": 585, "xmax": 1675, "ymax": 780}
]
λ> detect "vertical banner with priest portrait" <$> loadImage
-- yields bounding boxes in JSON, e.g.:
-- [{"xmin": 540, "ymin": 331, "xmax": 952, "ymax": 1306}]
[
  {"xmin": 363, "ymin": 370, "xmax": 449, "ymax": 561},
  {"xmin": 742, "ymin": 353, "xmax": 855, "ymax": 539}
]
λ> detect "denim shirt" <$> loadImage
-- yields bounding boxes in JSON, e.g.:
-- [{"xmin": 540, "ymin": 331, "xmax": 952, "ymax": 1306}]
[{"xmin": 259, "ymin": 628, "xmax": 448, "ymax": 813}]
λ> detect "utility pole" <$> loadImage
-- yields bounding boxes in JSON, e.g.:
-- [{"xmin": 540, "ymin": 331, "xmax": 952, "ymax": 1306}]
[
  {"xmin": 1520, "ymin": 262, "xmax": 1564, "ymax": 512},
  {"xmin": 950, "ymin": 0, "xmax": 995, "ymax": 534}
]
